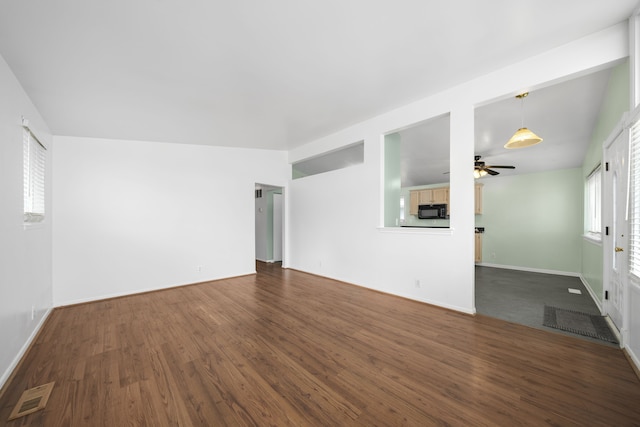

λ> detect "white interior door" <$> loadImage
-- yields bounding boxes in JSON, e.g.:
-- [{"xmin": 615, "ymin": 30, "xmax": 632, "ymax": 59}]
[{"xmin": 604, "ymin": 127, "xmax": 629, "ymax": 331}]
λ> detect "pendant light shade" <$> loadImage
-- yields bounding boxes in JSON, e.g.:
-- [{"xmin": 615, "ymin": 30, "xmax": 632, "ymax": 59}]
[
  {"xmin": 504, "ymin": 127, "xmax": 543, "ymax": 149},
  {"xmin": 504, "ymin": 92, "xmax": 542, "ymax": 149}
]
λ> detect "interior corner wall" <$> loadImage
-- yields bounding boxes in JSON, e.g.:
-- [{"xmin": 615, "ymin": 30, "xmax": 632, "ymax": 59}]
[
  {"xmin": 581, "ymin": 59, "xmax": 630, "ymax": 303},
  {"xmin": 52, "ymin": 136, "xmax": 288, "ymax": 306},
  {"xmin": 0, "ymin": 53, "xmax": 53, "ymax": 389}
]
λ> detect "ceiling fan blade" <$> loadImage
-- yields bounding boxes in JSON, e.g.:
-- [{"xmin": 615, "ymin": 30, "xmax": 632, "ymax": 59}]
[
  {"xmin": 484, "ymin": 165, "xmax": 515, "ymax": 169},
  {"xmin": 485, "ymin": 168, "xmax": 500, "ymax": 176}
]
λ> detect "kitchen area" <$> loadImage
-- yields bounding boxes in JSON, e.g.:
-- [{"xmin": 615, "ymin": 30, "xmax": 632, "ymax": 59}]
[{"xmin": 400, "ymin": 183, "xmax": 485, "ymax": 263}]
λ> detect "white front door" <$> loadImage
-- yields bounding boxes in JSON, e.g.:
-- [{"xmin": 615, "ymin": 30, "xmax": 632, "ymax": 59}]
[{"xmin": 603, "ymin": 126, "xmax": 629, "ymax": 331}]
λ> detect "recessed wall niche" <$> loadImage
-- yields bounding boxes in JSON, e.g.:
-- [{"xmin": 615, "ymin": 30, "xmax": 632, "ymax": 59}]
[{"xmin": 292, "ymin": 141, "xmax": 364, "ymax": 179}]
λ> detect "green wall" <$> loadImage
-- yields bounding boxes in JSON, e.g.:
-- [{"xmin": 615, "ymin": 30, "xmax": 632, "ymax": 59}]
[
  {"xmin": 384, "ymin": 133, "xmax": 401, "ymax": 227},
  {"xmin": 581, "ymin": 59, "xmax": 629, "ymax": 303},
  {"xmin": 475, "ymin": 168, "xmax": 583, "ymax": 273}
]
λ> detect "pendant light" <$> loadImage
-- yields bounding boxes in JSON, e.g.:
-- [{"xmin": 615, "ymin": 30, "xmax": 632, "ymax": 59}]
[{"xmin": 504, "ymin": 92, "xmax": 543, "ymax": 149}]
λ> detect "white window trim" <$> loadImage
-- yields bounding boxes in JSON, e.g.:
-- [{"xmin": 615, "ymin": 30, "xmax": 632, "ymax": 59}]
[
  {"xmin": 585, "ymin": 164, "xmax": 602, "ymax": 242},
  {"xmin": 22, "ymin": 118, "xmax": 47, "ymax": 225}
]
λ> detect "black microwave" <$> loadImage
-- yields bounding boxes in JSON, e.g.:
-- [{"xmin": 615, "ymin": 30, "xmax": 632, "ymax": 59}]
[{"xmin": 418, "ymin": 204, "xmax": 447, "ymax": 219}]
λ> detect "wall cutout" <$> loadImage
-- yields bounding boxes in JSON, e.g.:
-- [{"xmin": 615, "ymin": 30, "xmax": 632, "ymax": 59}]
[
  {"xmin": 384, "ymin": 114, "xmax": 451, "ymax": 227},
  {"xmin": 292, "ymin": 141, "xmax": 364, "ymax": 179}
]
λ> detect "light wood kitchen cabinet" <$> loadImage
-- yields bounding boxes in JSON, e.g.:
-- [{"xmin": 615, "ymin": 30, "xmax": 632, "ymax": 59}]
[
  {"xmin": 409, "ymin": 191, "xmax": 420, "ymax": 215},
  {"xmin": 408, "ymin": 184, "xmax": 481, "ymax": 217},
  {"xmin": 432, "ymin": 187, "xmax": 449, "ymax": 204},
  {"xmin": 475, "ymin": 233, "xmax": 482, "ymax": 262},
  {"xmin": 409, "ymin": 186, "xmax": 450, "ymax": 215},
  {"xmin": 418, "ymin": 189, "xmax": 432, "ymax": 205},
  {"xmin": 474, "ymin": 183, "xmax": 483, "ymax": 214}
]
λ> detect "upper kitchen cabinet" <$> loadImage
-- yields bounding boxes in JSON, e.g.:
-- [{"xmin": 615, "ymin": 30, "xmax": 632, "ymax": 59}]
[
  {"xmin": 409, "ymin": 186, "xmax": 449, "ymax": 215},
  {"xmin": 408, "ymin": 184, "xmax": 482, "ymax": 217}
]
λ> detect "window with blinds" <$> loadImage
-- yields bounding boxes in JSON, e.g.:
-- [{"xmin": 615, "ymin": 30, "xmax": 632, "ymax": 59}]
[
  {"xmin": 630, "ymin": 118, "xmax": 640, "ymax": 278},
  {"xmin": 23, "ymin": 126, "xmax": 46, "ymax": 223},
  {"xmin": 585, "ymin": 165, "xmax": 602, "ymax": 238}
]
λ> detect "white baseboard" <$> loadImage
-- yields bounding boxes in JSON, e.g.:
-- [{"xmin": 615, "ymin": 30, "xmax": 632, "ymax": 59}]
[
  {"xmin": 625, "ymin": 346, "xmax": 640, "ymax": 379},
  {"xmin": 477, "ymin": 263, "xmax": 605, "ymax": 313},
  {"xmin": 293, "ymin": 268, "xmax": 476, "ymax": 315},
  {"xmin": 0, "ymin": 307, "xmax": 53, "ymax": 392},
  {"xmin": 578, "ymin": 274, "xmax": 603, "ymax": 313},
  {"xmin": 478, "ymin": 262, "xmax": 580, "ymax": 277},
  {"xmin": 55, "ymin": 271, "xmax": 256, "ymax": 307}
]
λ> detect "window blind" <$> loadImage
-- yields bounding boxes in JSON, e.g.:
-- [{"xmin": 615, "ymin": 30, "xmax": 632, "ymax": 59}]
[
  {"xmin": 23, "ymin": 126, "xmax": 46, "ymax": 223},
  {"xmin": 629, "ymin": 117, "xmax": 640, "ymax": 278},
  {"xmin": 586, "ymin": 165, "xmax": 601, "ymax": 235}
]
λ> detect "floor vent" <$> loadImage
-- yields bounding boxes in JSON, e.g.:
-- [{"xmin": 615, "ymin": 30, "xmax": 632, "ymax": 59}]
[
  {"xmin": 568, "ymin": 288, "xmax": 582, "ymax": 295},
  {"xmin": 8, "ymin": 382, "xmax": 55, "ymax": 421}
]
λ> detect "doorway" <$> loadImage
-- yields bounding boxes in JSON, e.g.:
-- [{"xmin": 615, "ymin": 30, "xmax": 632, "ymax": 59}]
[{"xmin": 255, "ymin": 184, "xmax": 284, "ymax": 264}]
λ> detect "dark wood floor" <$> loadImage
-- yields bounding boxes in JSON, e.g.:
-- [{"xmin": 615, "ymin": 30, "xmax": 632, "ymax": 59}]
[{"xmin": 2, "ymin": 262, "xmax": 640, "ymax": 426}]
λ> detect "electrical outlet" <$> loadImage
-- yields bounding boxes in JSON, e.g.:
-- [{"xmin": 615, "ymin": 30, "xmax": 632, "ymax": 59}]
[
  {"xmin": 491, "ymin": 252, "xmax": 496, "ymax": 259},
  {"xmin": 196, "ymin": 265, "xmax": 202, "ymax": 272},
  {"xmin": 31, "ymin": 305, "xmax": 35, "ymax": 320},
  {"xmin": 415, "ymin": 279, "xmax": 420, "ymax": 288}
]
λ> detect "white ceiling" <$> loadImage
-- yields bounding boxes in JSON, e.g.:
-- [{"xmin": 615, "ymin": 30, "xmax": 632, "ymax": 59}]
[
  {"xmin": 0, "ymin": 1, "xmax": 636, "ymax": 151},
  {"xmin": 399, "ymin": 66, "xmax": 615, "ymax": 187}
]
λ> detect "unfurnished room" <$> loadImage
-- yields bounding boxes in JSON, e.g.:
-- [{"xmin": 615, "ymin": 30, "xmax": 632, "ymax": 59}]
[{"xmin": 2, "ymin": 1, "xmax": 640, "ymax": 425}]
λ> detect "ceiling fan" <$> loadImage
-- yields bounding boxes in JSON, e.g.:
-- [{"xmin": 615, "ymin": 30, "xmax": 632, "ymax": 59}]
[{"xmin": 474, "ymin": 155, "xmax": 515, "ymax": 177}]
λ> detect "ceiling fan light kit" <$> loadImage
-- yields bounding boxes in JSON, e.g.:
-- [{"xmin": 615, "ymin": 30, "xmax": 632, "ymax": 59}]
[
  {"xmin": 474, "ymin": 155, "xmax": 515, "ymax": 178},
  {"xmin": 504, "ymin": 92, "xmax": 543, "ymax": 149},
  {"xmin": 473, "ymin": 169, "xmax": 488, "ymax": 179}
]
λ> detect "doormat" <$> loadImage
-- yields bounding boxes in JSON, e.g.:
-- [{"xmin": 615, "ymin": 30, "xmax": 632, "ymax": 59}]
[
  {"xmin": 543, "ymin": 306, "xmax": 618, "ymax": 344},
  {"xmin": 8, "ymin": 382, "xmax": 55, "ymax": 421}
]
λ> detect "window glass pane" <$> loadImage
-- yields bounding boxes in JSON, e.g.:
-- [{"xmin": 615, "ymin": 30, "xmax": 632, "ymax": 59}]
[
  {"xmin": 586, "ymin": 166, "xmax": 601, "ymax": 235},
  {"xmin": 630, "ymin": 118, "xmax": 640, "ymax": 277},
  {"xmin": 23, "ymin": 127, "xmax": 46, "ymax": 223}
]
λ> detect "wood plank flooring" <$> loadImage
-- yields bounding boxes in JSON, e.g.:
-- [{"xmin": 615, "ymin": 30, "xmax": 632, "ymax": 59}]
[{"xmin": 2, "ymin": 262, "xmax": 640, "ymax": 426}]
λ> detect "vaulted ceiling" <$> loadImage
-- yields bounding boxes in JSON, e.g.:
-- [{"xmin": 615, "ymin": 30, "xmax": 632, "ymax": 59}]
[
  {"xmin": 399, "ymin": 65, "xmax": 616, "ymax": 187},
  {"xmin": 0, "ymin": 1, "xmax": 636, "ymax": 151}
]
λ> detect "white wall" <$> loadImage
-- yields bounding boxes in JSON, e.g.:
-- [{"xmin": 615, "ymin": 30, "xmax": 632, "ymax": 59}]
[
  {"xmin": 52, "ymin": 136, "xmax": 288, "ymax": 306},
  {"xmin": 288, "ymin": 23, "xmax": 629, "ymax": 314},
  {"xmin": 0, "ymin": 55, "xmax": 53, "ymax": 388}
]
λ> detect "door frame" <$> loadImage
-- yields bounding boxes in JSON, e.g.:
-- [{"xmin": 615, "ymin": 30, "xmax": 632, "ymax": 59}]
[
  {"xmin": 254, "ymin": 183, "xmax": 286, "ymax": 265},
  {"xmin": 602, "ymin": 115, "xmax": 629, "ymax": 343}
]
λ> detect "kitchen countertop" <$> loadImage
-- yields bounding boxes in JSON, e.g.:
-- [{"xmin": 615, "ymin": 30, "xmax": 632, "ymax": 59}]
[{"xmin": 400, "ymin": 226, "xmax": 485, "ymax": 233}]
